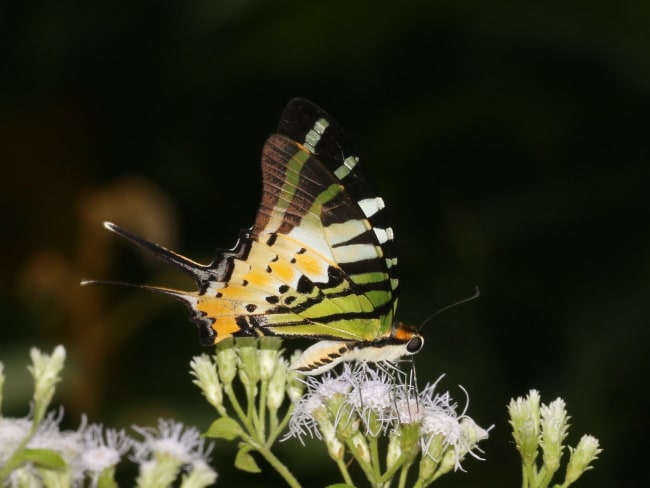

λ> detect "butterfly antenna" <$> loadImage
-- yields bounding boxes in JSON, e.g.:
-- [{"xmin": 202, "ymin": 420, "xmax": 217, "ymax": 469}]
[
  {"xmin": 417, "ymin": 286, "xmax": 480, "ymax": 331},
  {"xmin": 102, "ymin": 221, "xmax": 212, "ymax": 286}
]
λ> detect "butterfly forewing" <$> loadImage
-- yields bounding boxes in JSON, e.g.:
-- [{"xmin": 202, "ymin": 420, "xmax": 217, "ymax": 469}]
[{"xmin": 277, "ymin": 99, "xmax": 399, "ymax": 300}]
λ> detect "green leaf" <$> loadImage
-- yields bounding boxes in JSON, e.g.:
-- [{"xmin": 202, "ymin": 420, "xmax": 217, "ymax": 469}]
[
  {"xmin": 235, "ymin": 446, "xmax": 261, "ymax": 473},
  {"xmin": 205, "ymin": 417, "xmax": 242, "ymax": 440},
  {"xmin": 15, "ymin": 448, "xmax": 66, "ymax": 470},
  {"xmin": 326, "ymin": 484, "xmax": 357, "ymax": 488},
  {"xmin": 97, "ymin": 467, "xmax": 118, "ymax": 488}
]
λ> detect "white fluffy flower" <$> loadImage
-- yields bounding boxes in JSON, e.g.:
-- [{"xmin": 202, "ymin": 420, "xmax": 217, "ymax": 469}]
[
  {"xmin": 132, "ymin": 419, "xmax": 213, "ymax": 464},
  {"xmin": 78, "ymin": 422, "xmax": 132, "ymax": 474},
  {"xmin": 0, "ymin": 417, "xmax": 31, "ymax": 463}
]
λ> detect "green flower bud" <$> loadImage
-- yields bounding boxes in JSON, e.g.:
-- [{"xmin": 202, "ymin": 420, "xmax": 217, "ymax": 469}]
[
  {"xmin": 28, "ymin": 345, "xmax": 66, "ymax": 424},
  {"xmin": 286, "ymin": 351, "xmax": 305, "ymax": 404},
  {"xmin": 180, "ymin": 459, "xmax": 218, "ymax": 488},
  {"xmin": 386, "ymin": 430, "xmax": 403, "ymax": 468},
  {"xmin": 564, "ymin": 435, "xmax": 602, "ymax": 484},
  {"xmin": 267, "ymin": 358, "xmax": 288, "ymax": 411},
  {"xmin": 215, "ymin": 338, "xmax": 237, "ymax": 385},
  {"xmin": 349, "ymin": 432, "xmax": 371, "ymax": 464},
  {"xmin": 508, "ymin": 389, "xmax": 540, "ymax": 466},
  {"xmin": 540, "ymin": 398, "xmax": 568, "ymax": 473},
  {"xmin": 190, "ymin": 354, "xmax": 223, "ymax": 410},
  {"xmin": 258, "ymin": 337, "xmax": 282, "ymax": 382},
  {"xmin": 236, "ymin": 338, "xmax": 260, "ymax": 388}
]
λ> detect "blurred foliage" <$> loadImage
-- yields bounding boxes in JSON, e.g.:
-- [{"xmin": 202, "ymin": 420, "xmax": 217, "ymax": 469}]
[{"xmin": 1, "ymin": 0, "xmax": 649, "ymax": 486}]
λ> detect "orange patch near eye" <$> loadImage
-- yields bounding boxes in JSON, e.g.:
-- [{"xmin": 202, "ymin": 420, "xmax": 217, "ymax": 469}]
[{"xmin": 393, "ymin": 323, "xmax": 416, "ymax": 341}]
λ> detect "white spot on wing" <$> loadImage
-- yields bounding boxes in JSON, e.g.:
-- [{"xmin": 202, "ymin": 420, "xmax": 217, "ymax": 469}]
[
  {"xmin": 204, "ymin": 281, "xmax": 226, "ymax": 295},
  {"xmin": 287, "ymin": 226, "xmax": 335, "ymax": 262},
  {"xmin": 373, "ymin": 227, "xmax": 395, "ymax": 244},
  {"xmin": 332, "ymin": 243, "xmax": 379, "ymax": 263},
  {"xmin": 326, "ymin": 219, "xmax": 367, "ymax": 246},
  {"xmin": 358, "ymin": 197, "xmax": 385, "ymax": 218},
  {"xmin": 334, "ymin": 156, "xmax": 359, "ymax": 179},
  {"xmin": 304, "ymin": 118, "xmax": 330, "ymax": 153}
]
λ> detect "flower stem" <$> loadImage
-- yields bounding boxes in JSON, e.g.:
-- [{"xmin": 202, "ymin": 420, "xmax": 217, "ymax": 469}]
[
  {"xmin": 334, "ymin": 457, "xmax": 355, "ymax": 487},
  {"xmin": 267, "ymin": 403, "xmax": 293, "ymax": 446},
  {"xmin": 254, "ymin": 442, "xmax": 302, "ymax": 488},
  {"xmin": 344, "ymin": 438, "xmax": 375, "ymax": 484},
  {"xmin": 223, "ymin": 384, "xmax": 255, "ymax": 434},
  {"xmin": 523, "ymin": 462, "xmax": 536, "ymax": 488},
  {"xmin": 257, "ymin": 379, "xmax": 268, "ymax": 438},
  {"xmin": 381, "ymin": 454, "xmax": 406, "ymax": 484},
  {"xmin": 369, "ymin": 435, "xmax": 382, "ymax": 480},
  {"xmin": 397, "ymin": 462, "xmax": 411, "ymax": 488}
]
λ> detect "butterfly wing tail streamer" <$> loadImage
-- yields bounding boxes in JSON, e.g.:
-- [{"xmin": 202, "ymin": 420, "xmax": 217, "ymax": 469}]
[
  {"xmin": 80, "ymin": 278, "xmax": 198, "ymax": 310},
  {"xmin": 84, "ymin": 222, "xmax": 221, "ymax": 344},
  {"xmin": 82, "ymin": 277, "xmax": 216, "ymax": 344},
  {"xmin": 102, "ymin": 221, "xmax": 213, "ymax": 286}
]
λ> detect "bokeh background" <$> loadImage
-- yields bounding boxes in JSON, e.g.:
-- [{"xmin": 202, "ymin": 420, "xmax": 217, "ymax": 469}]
[{"xmin": 2, "ymin": 1, "xmax": 649, "ymax": 486}]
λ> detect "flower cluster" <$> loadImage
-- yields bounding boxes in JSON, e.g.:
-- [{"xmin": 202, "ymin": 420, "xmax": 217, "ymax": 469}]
[
  {"xmin": 508, "ymin": 390, "xmax": 602, "ymax": 488},
  {"xmin": 132, "ymin": 419, "xmax": 217, "ymax": 488},
  {"xmin": 287, "ymin": 363, "xmax": 490, "ymax": 487},
  {"xmin": 2, "ymin": 342, "xmax": 604, "ymax": 488},
  {"xmin": 191, "ymin": 337, "xmax": 303, "ymax": 487},
  {"xmin": 0, "ymin": 346, "xmax": 216, "ymax": 488}
]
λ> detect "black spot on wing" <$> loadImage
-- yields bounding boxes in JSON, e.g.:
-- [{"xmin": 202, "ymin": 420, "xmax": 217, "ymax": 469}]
[{"xmin": 296, "ymin": 275, "xmax": 314, "ymax": 294}]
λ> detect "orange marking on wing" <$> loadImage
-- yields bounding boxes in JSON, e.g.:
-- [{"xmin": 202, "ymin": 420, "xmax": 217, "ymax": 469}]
[
  {"xmin": 197, "ymin": 297, "xmax": 238, "ymax": 316},
  {"xmin": 195, "ymin": 299, "xmax": 244, "ymax": 341},
  {"xmin": 219, "ymin": 285, "xmax": 254, "ymax": 301},
  {"xmin": 244, "ymin": 269, "xmax": 275, "ymax": 289},
  {"xmin": 295, "ymin": 142, "xmax": 312, "ymax": 155},
  {"xmin": 294, "ymin": 252, "xmax": 326, "ymax": 277},
  {"xmin": 270, "ymin": 261, "xmax": 295, "ymax": 283},
  {"xmin": 212, "ymin": 317, "xmax": 242, "ymax": 342}
]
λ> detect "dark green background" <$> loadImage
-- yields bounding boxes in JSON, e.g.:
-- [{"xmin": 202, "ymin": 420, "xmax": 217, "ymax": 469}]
[{"xmin": 2, "ymin": 1, "xmax": 648, "ymax": 486}]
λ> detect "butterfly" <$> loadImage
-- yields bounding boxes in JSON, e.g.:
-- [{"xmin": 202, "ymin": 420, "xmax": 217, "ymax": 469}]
[{"xmin": 85, "ymin": 98, "xmax": 424, "ymax": 375}]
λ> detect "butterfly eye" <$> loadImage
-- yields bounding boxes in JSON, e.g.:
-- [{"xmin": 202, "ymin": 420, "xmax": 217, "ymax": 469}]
[{"xmin": 406, "ymin": 336, "xmax": 424, "ymax": 354}]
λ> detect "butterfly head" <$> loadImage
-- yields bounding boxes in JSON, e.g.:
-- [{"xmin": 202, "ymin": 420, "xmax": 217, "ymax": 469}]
[{"xmin": 392, "ymin": 321, "xmax": 425, "ymax": 355}]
